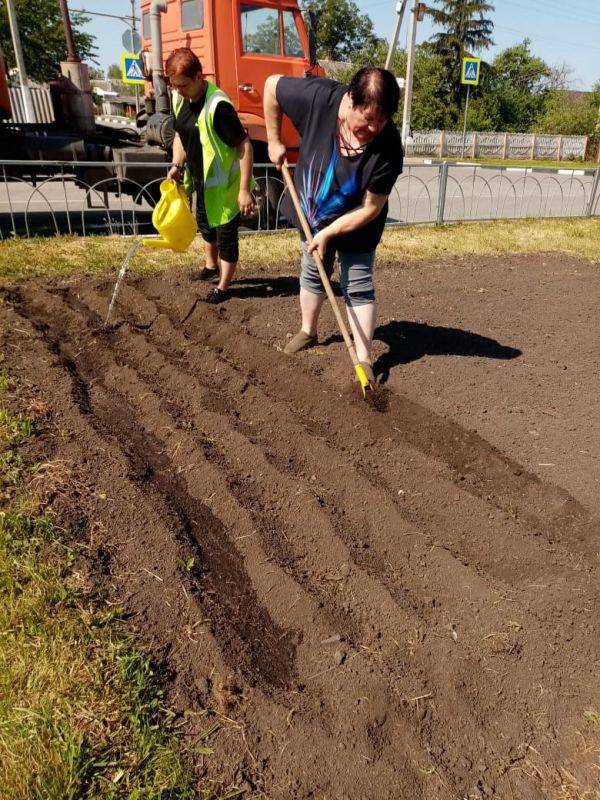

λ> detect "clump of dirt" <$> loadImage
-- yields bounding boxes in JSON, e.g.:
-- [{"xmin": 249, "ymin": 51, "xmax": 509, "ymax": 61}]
[{"xmin": 2, "ymin": 251, "xmax": 600, "ymax": 799}]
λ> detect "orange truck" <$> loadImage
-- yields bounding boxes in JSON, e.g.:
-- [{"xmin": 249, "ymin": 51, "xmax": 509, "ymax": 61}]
[
  {"xmin": 139, "ymin": 0, "xmax": 322, "ymax": 162},
  {"xmin": 0, "ymin": 0, "xmax": 321, "ymax": 216}
]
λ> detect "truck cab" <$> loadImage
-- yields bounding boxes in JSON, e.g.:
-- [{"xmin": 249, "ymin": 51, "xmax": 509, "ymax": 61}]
[{"xmin": 139, "ymin": 0, "xmax": 321, "ymax": 157}]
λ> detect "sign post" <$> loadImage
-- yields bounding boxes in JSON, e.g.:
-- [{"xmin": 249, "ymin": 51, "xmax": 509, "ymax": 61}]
[
  {"xmin": 122, "ymin": 2, "xmax": 142, "ymax": 113},
  {"xmin": 460, "ymin": 56, "xmax": 481, "ymax": 158}
]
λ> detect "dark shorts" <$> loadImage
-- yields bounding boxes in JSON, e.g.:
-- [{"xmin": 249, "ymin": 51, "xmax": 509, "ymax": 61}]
[
  {"xmin": 196, "ymin": 190, "xmax": 240, "ymax": 263},
  {"xmin": 299, "ymin": 241, "xmax": 376, "ymax": 307}
]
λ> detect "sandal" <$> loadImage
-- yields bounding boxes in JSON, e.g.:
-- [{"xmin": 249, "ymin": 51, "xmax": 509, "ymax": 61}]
[
  {"xmin": 205, "ymin": 287, "xmax": 230, "ymax": 304},
  {"xmin": 283, "ymin": 330, "xmax": 318, "ymax": 354}
]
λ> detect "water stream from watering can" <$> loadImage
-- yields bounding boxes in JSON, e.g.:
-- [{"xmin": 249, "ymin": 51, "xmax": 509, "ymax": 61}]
[{"xmin": 105, "ymin": 240, "xmax": 141, "ymax": 327}]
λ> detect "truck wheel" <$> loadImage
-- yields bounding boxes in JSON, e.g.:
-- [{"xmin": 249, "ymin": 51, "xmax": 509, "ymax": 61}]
[{"xmin": 245, "ymin": 167, "xmax": 285, "ymax": 231}]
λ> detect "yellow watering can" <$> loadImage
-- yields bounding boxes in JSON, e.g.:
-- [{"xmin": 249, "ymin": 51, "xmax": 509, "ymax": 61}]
[
  {"xmin": 141, "ymin": 179, "xmax": 197, "ymax": 252},
  {"xmin": 105, "ymin": 179, "xmax": 197, "ymax": 327}
]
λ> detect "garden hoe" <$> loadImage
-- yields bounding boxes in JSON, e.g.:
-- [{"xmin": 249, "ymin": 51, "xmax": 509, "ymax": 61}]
[{"xmin": 281, "ymin": 163, "xmax": 379, "ymax": 404}]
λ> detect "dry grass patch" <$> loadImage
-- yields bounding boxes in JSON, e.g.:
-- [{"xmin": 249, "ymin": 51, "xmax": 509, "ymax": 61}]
[
  {"xmin": 377, "ymin": 218, "xmax": 600, "ymax": 263},
  {"xmin": 0, "ymin": 218, "xmax": 598, "ymax": 284}
]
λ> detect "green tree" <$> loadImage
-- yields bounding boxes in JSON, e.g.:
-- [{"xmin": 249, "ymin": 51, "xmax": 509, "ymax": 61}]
[
  {"xmin": 302, "ymin": 0, "xmax": 381, "ymax": 61},
  {"xmin": 467, "ymin": 40, "xmax": 551, "ymax": 131},
  {"xmin": 535, "ymin": 81, "xmax": 600, "ymax": 151},
  {"xmin": 424, "ymin": 0, "xmax": 495, "ymax": 124},
  {"xmin": 0, "ymin": 0, "xmax": 96, "ymax": 84},
  {"xmin": 107, "ymin": 63, "xmax": 122, "ymax": 80}
]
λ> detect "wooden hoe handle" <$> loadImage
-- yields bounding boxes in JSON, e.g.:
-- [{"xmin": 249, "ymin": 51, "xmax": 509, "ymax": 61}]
[{"xmin": 281, "ymin": 162, "xmax": 362, "ymax": 368}]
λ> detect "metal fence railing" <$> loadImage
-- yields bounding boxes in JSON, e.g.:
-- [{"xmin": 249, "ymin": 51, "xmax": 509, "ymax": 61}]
[{"xmin": 1, "ymin": 160, "xmax": 599, "ymax": 240}]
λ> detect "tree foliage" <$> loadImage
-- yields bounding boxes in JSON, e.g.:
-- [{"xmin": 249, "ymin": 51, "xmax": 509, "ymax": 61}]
[
  {"xmin": 536, "ymin": 82, "xmax": 600, "ymax": 147},
  {"xmin": 329, "ymin": 32, "xmax": 599, "ymax": 140},
  {"xmin": 423, "ymin": 0, "xmax": 495, "ymax": 123},
  {"xmin": 467, "ymin": 40, "xmax": 551, "ymax": 131},
  {"xmin": 302, "ymin": 0, "xmax": 381, "ymax": 61},
  {"xmin": 107, "ymin": 64, "xmax": 122, "ymax": 80},
  {"xmin": 0, "ymin": 0, "xmax": 96, "ymax": 84}
]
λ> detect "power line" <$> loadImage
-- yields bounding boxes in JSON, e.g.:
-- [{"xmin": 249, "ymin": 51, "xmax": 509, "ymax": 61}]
[
  {"xmin": 500, "ymin": 0, "xmax": 600, "ymax": 27},
  {"xmin": 493, "ymin": 23, "xmax": 600, "ymax": 52}
]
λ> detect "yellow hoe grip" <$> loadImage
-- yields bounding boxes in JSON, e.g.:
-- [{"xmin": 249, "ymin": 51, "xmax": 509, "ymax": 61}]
[{"xmin": 354, "ymin": 363, "xmax": 371, "ymax": 395}]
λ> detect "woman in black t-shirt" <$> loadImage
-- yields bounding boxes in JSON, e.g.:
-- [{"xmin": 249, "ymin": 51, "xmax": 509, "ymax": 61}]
[{"xmin": 264, "ymin": 68, "xmax": 403, "ymax": 381}]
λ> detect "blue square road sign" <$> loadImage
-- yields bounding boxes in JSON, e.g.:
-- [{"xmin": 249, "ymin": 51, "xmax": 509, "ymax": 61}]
[
  {"xmin": 461, "ymin": 56, "xmax": 481, "ymax": 85},
  {"xmin": 121, "ymin": 52, "xmax": 145, "ymax": 86}
]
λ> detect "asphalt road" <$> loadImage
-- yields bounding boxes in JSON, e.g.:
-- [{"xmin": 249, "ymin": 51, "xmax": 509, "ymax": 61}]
[{"xmin": 1, "ymin": 163, "xmax": 598, "ymax": 237}]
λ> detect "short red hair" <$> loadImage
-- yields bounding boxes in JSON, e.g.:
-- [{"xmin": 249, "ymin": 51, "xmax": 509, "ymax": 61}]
[{"xmin": 165, "ymin": 47, "xmax": 202, "ymax": 78}]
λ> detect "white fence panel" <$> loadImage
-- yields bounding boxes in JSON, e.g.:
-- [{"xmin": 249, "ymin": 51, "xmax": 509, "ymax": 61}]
[
  {"xmin": 8, "ymin": 87, "xmax": 55, "ymax": 124},
  {"xmin": 409, "ymin": 131, "xmax": 589, "ymax": 161},
  {"xmin": 561, "ymin": 135, "xmax": 588, "ymax": 160},
  {"xmin": 476, "ymin": 132, "xmax": 505, "ymax": 158}
]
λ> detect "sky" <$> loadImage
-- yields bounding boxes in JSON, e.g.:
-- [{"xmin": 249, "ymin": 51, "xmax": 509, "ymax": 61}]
[{"xmin": 74, "ymin": 0, "xmax": 600, "ymax": 91}]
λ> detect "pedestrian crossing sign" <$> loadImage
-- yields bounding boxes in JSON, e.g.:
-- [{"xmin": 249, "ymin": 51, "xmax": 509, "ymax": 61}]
[
  {"xmin": 461, "ymin": 56, "xmax": 481, "ymax": 85},
  {"xmin": 121, "ymin": 52, "xmax": 145, "ymax": 85}
]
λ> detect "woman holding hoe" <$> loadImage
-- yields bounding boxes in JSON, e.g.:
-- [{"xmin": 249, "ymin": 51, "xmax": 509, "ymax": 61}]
[
  {"xmin": 264, "ymin": 68, "xmax": 403, "ymax": 382},
  {"xmin": 166, "ymin": 48, "xmax": 254, "ymax": 303}
]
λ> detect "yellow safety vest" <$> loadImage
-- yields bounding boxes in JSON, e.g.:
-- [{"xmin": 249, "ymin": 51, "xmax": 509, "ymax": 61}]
[{"xmin": 173, "ymin": 82, "xmax": 241, "ymax": 228}]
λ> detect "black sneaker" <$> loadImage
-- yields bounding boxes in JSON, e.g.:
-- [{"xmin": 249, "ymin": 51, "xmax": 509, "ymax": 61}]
[
  {"xmin": 191, "ymin": 267, "xmax": 219, "ymax": 282},
  {"xmin": 206, "ymin": 287, "xmax": 230, "ymax": 304}
]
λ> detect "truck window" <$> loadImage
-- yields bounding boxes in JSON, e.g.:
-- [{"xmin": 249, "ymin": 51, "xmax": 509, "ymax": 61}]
[
  {"xmin": 240, "ymin": 4, "xmax": 279, "ymax": 55},
  {"xmin": 181, "ymin": 0, "xmax": 204, "ymax": 31},
  {"xmin": 282, "ymin": 10, "xmax": 303, "ymax": 57}
]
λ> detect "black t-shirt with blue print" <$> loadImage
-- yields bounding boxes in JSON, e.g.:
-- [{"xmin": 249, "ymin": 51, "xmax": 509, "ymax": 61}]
[
  {"xmin": 174, "ymin": 88, "xmax": 247, "ymax": 187},
  {"xmin": 276, "ymin": 76, "xmax": 403, "ymax": 253}
]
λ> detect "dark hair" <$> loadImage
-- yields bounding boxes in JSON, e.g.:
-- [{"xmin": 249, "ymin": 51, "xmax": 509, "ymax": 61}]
[
  {"xmin": 348, "ymin": 67, "xmax": 400, "ymax": 119},
  {"xmin": 165, "ymin": 47, "xmax": 202, "ymax": 79}
]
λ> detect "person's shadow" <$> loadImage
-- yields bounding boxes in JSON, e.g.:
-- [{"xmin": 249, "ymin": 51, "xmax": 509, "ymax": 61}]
[
  {"xmin": 372, "ymin": 320, "xmax": 522, "ymax": 383},
  {"xmin": 229, "ymin": 275, "xmax": 300, "ymax": 299}
]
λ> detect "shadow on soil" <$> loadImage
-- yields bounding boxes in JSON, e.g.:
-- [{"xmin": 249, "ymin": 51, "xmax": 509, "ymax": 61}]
[
  {"xmin": 373, "ymin": 321, "xmax": 522, "ymax": 383},
  {"xmin": 229, "ymin": 275, "xmax": 301, "ymax": 299},
  {"xmin": 230, "ymin": 275, "xmax": 345, "ymax": 300}
]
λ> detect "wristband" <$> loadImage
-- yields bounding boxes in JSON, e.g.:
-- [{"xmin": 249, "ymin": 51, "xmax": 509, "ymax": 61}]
[{"xmin": 171, "ymin": 163, "xmax": 184, "ymax": 173}]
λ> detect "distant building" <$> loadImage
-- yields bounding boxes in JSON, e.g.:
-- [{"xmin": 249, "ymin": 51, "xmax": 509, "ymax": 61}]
[{"xmin": 91, "ymin": 80, "xmax": 138, "ymax": 118}]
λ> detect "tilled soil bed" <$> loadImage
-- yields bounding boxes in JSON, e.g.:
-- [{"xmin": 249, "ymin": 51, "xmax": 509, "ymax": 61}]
[{"xmin": 1, "ymin": 250, "xmax": 599, "ymax": 799}]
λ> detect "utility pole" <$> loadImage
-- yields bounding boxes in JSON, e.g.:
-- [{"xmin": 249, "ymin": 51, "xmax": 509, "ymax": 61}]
[
  {"xmin": 130, "ymin": 0, "xmax": 140, "ymax": 113},
  {"xmin": 58, "ymin": 0, "xmax": 80, "ymax": 62},
  {"xmin": 5, "ymin": 0, "xmax": 35, "ymax": 122},
  {"xmin": 58, "ymin": 0, "xmax": 95, "ymax": 133},
  {"xmin": 385, "ymin": 0, "xmax": 408, "ymax": 71},
  {"xmin": 401, "ymin": 0, "xmax": 419, "ymax": 145}
]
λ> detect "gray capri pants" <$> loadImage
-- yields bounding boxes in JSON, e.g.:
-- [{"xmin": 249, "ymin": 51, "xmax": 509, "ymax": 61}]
[{"xmin": 300, "ymin": 241, "xmax": 376, "ymax": 307}]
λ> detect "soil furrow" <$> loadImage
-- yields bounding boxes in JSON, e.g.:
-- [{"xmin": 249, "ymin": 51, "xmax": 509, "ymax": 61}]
[
  {"xmin": 7, "ymin": 284, "xmax": 453, "ymax": 799},
  {"xmin": 3, "ymin": 255, "xmax": 600, "ymax": 800},
  {"xmin": 136, "ymin": 273, "xmax": 597, "ymax": 559},
  {"xmin": 60, "ymin": 281, "xmax": 600, "ymax": 798}
]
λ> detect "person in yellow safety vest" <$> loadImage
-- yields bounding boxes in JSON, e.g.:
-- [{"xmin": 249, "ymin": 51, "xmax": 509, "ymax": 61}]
[{"xmin": 166, "ymin": 47, "xmax": 255, "ymax": 303}]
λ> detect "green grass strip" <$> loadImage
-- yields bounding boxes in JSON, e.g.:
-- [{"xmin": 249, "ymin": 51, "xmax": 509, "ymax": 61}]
[{"xmin": 0, "ymin": 370, "xmax": 201, "ymax": 800}]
